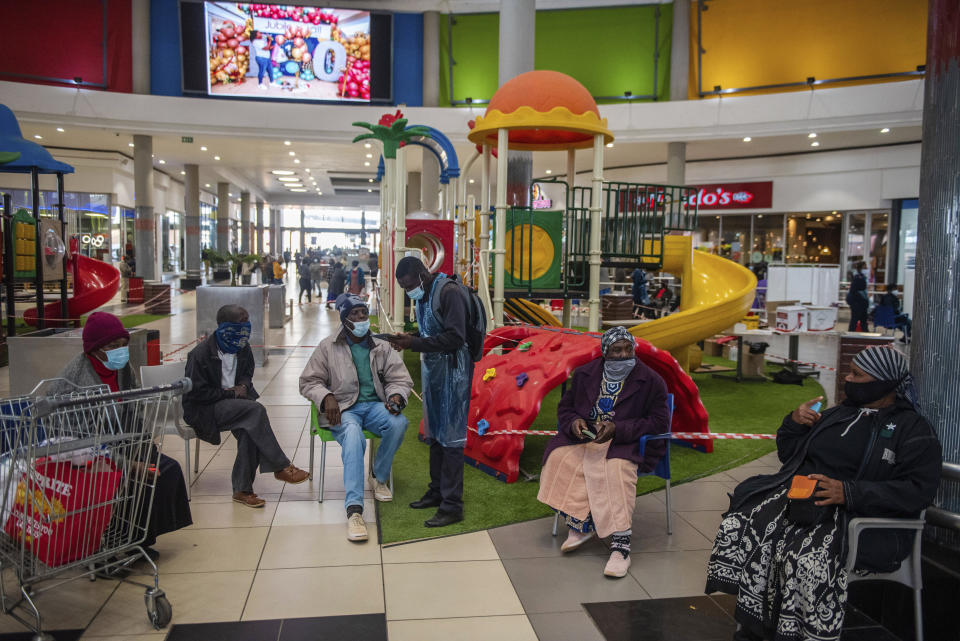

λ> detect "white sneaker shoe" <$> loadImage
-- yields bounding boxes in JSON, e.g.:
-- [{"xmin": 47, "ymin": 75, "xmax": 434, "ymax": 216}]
[
  {"xmin": 603, "ymin": 551, "xmax": 631, "ymax": 578},
  {"xmin": 374, "ymin": 480, "xmax": 393, "ymax": 502},
  {"xmin": 347, "ymin": 513, "xmax": 368, "ymax": 542},
  {"xmin": 560, "ymin": 529, "xmax": 595, "ymax": 553}
]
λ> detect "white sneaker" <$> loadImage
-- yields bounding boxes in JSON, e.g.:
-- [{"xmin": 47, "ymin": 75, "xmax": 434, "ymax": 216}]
[
  {"xmin": 560, "ymin": 529, "xmax": 594, "ymax": 553},
  {"xmin": 346, "ymin": 513, "xmax": 368, "ymax": 541},
  {"xmin": 374, "ymin": 480, "xmax": 393, "ymax": 502},
  {"xmin": 603, "ymin": 551, "xmax": 631, "ymax": 578},
  {"xmin": 258, "ymin": 83, "xmax": 267, "ymax": 90}
]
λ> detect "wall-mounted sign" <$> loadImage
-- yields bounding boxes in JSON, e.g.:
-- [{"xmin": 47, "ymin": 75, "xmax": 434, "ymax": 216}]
[
  {"xmin": 531, "ymin": 183, "xmax": 552, "ymax": 210},
  {"xmin": 687, "ymin": 181, "xmax": 773, "ymax": 210}
]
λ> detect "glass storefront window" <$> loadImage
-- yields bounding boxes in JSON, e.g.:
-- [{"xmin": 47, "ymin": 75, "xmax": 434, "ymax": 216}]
[
  {"xmin": 897, "ymin": 200, "xmax": 918, "ymax": 284},
  {"xmin": 165, "ymin": 210, "xmax": 182, "ymax": 272},
  {"xmin": 200, "ymin": 202, "xmax": 214, "ymax": 249},
  {"xmin": 787, "ymin": 212, "xmax": 842, "ymax": 265},
  {"xmin": 845, "ymin": 212, "xmax": 866, "ymax": 278},
  {"xmin": 694, "ymin": 216, "xmax": 720, "ymax": 254},
  {"xmin": 719, "ymin": 215, "xmax": 750, "ymax": 265},
  {"xmin": 750, "ymin": 214, "xmax": 784, "ymax": 279},
  {"xmin": 2, "ymin": 188, "xmax": 112, "ymax": 260},
  {"xmin": 869, "ymin": 213, "xmax": 889, "ymax": 286}
]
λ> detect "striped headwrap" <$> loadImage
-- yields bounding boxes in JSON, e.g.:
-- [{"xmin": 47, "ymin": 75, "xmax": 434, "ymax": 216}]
[
  {"xmin": 852, "ymin": 346, "xmax": 918, "ymax": 408},
  {"xmin": 601, "ymin": 326, "xmax": 636, "ymax": 357}
]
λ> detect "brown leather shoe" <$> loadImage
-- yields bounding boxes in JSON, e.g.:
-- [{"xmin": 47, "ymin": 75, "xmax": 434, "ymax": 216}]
[
  {"xmin": 232, "ymin": 491, "xmax": 266, "ymax": 508},
  {"xmin": 273, "ymin": 465, "xmax": 309, "ymax": 485}
]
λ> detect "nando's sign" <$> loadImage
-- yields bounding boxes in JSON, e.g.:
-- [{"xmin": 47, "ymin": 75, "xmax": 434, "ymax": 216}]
[{"xmin": 618, "ymin": 181, "xmax": 773, "ymax": 212}]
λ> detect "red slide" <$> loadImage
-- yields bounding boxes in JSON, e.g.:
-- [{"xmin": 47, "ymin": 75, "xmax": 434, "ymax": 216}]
[
  {"xmin": 419, "ymin": 326, "xmax": 711, "ymax": 483},
  {"xmin": 24, "ymin": 249, "xmax": 121, "ymax": 328}
]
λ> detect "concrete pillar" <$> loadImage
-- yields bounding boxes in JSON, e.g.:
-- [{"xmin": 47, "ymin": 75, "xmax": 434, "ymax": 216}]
[
  {"xmin": 216, "ymin": 182, "xmax": 231, "ymax": 252},
  {"xmin": 912, "ymin": 0, "xmax": 960, "ymax": 546},
  {"xmin": 256, "ymin": 199, "xmax": 265, "ymax": 255},
  {"xmin": 407, "ymin": 171, "xmax": 421, "ymax": 213},
  {"xmin": 131, "ymin": 0, "xmax": 150, "ymax": 94},
  {"xmin": 300, "ymin": 208, "xmax": 306, "ymax": 253},
  {"xmin": 133, "ymin": 134, "xmax": 157, "ymax": 280},
  {"xmin": 272, "ymin": 207, "xmax": 283, "ymax": 254},
  {"xmin": 667, "ymin": 142, "xmax": 686, "ymax": 185},
  {"xmin": 421, "ymin": 150, "xmax": 440, "ymax": 213},
  {"xmin": 667, "ymin": 0, "xmax": 690, "ymax": 186},
  {"xmin": 499, "ymin": 0, "xmax": 535, "ymax": 207},
  {"xmin": 183, "ymin": 164, "xmax": 201, "ymax": 279},
  {"xmin": 422, "ymin": 11, "xmax": 440, "ymax": 107},
  {"xmin": 240, "ymin": 191, "xmax": 251, "ymax": 254}
]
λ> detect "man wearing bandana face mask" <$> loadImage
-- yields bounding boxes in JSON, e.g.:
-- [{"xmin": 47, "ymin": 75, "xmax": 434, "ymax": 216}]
[
  {"xmin": 183, "ymin": 305, "xmax": 309, "ymax": 508},
  {"xmin": 299, "ymin": 294, "xmax": 413, "ymax": 542},
  {"xmin": 706, "ymin": 346, "xmax": 941, "ymax": 641},
  {"xmin": 538, "ymin": 326, "xmax": 670, "ymax": 578}
]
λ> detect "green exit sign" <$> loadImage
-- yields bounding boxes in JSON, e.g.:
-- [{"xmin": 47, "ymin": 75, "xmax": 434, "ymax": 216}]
[{"xmin": 181, "ymin": 136, "xmax": 194, "ymax": 143}]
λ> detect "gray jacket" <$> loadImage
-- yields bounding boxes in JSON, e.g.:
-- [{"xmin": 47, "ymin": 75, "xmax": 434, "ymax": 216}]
[{"xmin": 45, "ymin": 353, "xmax": 139, "ymax": 396}]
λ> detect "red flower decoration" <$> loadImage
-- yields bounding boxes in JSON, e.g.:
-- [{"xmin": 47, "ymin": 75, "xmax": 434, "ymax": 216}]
[{"xmin": 378, "ymin": 110, "xmax": 403, "ymax": 127}]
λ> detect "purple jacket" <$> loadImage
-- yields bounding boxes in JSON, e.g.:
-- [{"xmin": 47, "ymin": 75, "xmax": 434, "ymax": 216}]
[{"xmin": 542, "ymin": 358, "xmax": 670, "ymax": 473}]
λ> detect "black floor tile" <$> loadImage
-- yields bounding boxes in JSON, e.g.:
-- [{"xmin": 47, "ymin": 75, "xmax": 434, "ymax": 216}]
[
  {"xmin": 840, "ymin": 626, "xmax": 902, "ymax": 640},
  {"xmin": 584, "ymin": 595, "xmax": 736, "ymax": 641},
  {"xmin": 0, "ymin": 631, "xmax": 83, "ymax": 641},
  {"xmin": 167, "ymin": 619, "xmax": 282, "ymax": 641},
  {"xmin": 279, "ymin": 614, "xmax": 387, "ymax": 641}
]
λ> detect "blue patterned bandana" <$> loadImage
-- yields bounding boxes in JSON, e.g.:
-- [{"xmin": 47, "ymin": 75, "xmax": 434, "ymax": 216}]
[{"xmin": 215, "ymin": 321, "xmax": 251, "ymax": 354}]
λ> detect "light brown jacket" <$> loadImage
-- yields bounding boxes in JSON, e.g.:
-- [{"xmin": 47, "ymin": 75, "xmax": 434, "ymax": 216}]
[{"xmin": 299, "ymin": 330, "xmax": 413, "ymax": 410}]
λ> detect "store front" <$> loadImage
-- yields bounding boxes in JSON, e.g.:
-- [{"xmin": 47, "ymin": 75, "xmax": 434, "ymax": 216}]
[{"xmin": 1, "ymin": 188, "xmax": 112, "ymax": 260}]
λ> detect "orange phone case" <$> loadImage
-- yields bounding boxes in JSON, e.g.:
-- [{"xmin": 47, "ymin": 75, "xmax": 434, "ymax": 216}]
[{"xmin": 787, "ymin": 475, "xmax": 818, "ymax": 500}]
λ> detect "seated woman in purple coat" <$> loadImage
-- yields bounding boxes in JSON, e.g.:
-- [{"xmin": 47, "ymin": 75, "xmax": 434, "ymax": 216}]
[{"xmin": 538, "ymin": 326, "xmax": 670, "ymax": 578}]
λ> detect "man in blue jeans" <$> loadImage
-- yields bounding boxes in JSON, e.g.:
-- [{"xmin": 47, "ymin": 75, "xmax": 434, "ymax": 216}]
[{"xmin": 299, "ymin": 294, "xmax": 413, "ymax": 541}]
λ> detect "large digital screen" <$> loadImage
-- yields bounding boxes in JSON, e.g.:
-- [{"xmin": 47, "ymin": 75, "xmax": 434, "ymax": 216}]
[{"xmin": 204, "ymin": 3, "xmax": 371, "ymax": 102}]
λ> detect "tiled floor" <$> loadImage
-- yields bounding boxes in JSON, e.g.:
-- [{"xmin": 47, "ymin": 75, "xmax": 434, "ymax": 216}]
[{"xmin": 0, "ymin": 281, "xmax": 905, "ymax": 641}]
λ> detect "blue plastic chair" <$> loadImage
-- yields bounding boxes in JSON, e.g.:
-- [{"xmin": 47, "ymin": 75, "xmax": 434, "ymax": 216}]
[
  {"xmin": 551, "ymin": 393, "xmax": 675, "ymax": 537},
  {"xmin": 873, "ymin": 304, "xmax": 896, "ymax": 331}
]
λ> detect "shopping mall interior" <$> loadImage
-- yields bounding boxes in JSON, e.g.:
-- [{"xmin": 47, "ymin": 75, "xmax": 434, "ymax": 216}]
[{"xmin": 0, "ymin": 0, "xmax": 958, "ymax": 640}]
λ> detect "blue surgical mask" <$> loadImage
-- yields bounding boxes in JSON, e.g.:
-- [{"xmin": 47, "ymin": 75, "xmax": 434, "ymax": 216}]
[
  {"xmin": 349, "ymin": 319, "xmax": 370, "ymax": 338},
  {"xmin": 215, "ymin": 321, "xmax": 252, "ymax": 354},
  {"xmin": 103, "ymin": 346, "xmax": 130, "ymax": 371},
  {"xmin": 406, "ymin": 276, "xmax": 426, "ymax": 301}
]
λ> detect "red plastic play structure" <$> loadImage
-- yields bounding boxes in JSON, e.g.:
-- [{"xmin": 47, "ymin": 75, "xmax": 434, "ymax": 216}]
[
  {"xmin": 419, "ymin": 326, "xmax": 711, "ymax": 483},
  {"xmin": 24, "ymin": 238, "xmax": 121, "ymax": 328}
]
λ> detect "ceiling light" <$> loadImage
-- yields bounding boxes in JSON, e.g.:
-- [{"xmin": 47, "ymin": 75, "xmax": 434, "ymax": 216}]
[
  {"xmin": 742, "ymin": 136, "xmax": 752, "ymax": 142},
  {"xmin": 284, "ymin": 140, "xmax": 291, "ymax": 146},
  {"xmin": 180, "ymin": 170, "xmax": 185, "ymax": 175},
  {"xmin": 128, "ymin": 142, "xmax": 134, "ymax": 147},
  {"xmin": 808, "ymin": 133, "xmax": 817, "ymax": 138},
  {"xmin": 205, "ymin": 183, "xmax": 211, "ymax": 188},
  {"xmin": 368, "ymin": 178, "xmax": 374, "ymax": 183},
  {"xmin": 214, "ymin": 155, "xmax": 221, "ymax": 160},
  {"xmin": 364, "ymin": 161, "xmax": 370, "ymax": 166},
  {"xmin": 318, "ymin": 191, "xmax": 323, "ymax": 195},
  {"xmin": 278, "ymin": 177, "xmax": 299, "ymax": 182},
  {"xmin": 158, "ymin": 159, "xmax": 166, "ymax": 164},
  {"xmin": 365, "ymin": 153, "xmax": 372, "ymax": 158},
  {"xmin": 545, "ymin": 169, "xmax": 552, "ymax": 174},
  {"xmin": 56, "ymin": 127, "xmax": 64, "ymax": 133},
  {"xmin": 881, "ymin": 127, "xmax": 890, "ymax": 133},
  {"xmin": 200, "ymin": 146, "xmax": 208, "ymax": 151},
  {"xmin": 304, "ymin": 168, "xmax": 310, "ymax": 173},
  {"xmin": 364, "ymin": 143, "xmax": 371, "ymax": 148},
  {"xmin": 367, "ymin": 188, "xmax": 372, "ymax": 192},
  {"xmin": 469, "ymin": 179, "xmax": 475, "ymax": 184},
  {"xmin": 229, "ymin": 192, "xmax": 234, "ymax": 197},
  {"xmin": 606, "ymin": 142, "xmax": 614, "ymax": 148},
  {"xmin": 294, "ymin": 158, "xmax": 300, "ymax": 164},
  {"xmin": 288, "ymin": 151, "xmax": 295, "ymax": 156},
  {"xmin": 289, "ymin": 188, "xmax": 307, "ymax": 192},
  {"xmin": 272, "ymin": 170, "xmax": 295, "ymax": 175},
  {"xmin": 33, "ymin": 135, "xmax": 42, "ymax": 140},
  {"xmin": 811, "ymin": 141, "xmax": 820, "ymax": 147}
]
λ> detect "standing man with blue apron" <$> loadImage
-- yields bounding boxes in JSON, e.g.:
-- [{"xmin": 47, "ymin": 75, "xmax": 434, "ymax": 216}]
[{"xmin": 388, "ymin": 257, "xmax": 472, "ymax": 527}]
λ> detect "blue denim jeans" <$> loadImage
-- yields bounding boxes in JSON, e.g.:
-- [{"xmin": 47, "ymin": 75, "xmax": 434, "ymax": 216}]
[{"xmin": 329, "ymin": 401, "xmax": 408, "ymax": 510}]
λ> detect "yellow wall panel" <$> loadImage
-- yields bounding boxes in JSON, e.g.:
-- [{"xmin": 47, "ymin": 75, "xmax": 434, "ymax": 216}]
[{"xmin": 689, "ymin": 0, "xmax": 927, "ymax": 98}]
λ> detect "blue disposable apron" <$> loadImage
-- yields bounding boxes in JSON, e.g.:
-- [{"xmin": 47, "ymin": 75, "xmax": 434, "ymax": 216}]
[{"xmin": 417, "ymin": 276, "xmax": 472, "ymax": 448}]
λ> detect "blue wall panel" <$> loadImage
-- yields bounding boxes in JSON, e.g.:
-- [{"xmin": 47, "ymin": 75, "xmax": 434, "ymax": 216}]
[
  {"xmin": 151, "ymin": 0, "xmax": 183, "ymax": 96},
  {"xmin": 392, "ymin": 12, "xmax": 423, "ymax": 107}
]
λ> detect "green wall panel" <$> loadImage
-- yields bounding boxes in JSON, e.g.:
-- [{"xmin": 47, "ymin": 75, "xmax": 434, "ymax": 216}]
[{"xmin": 439, "ymin": 6, "xmax": 672, "ymax": 106}]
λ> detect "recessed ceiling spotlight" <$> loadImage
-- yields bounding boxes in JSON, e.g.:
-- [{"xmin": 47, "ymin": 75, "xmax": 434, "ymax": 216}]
[
  {"xmin": 214, "ymin": 155, "xmax": 221, "ymax": 160},
  {"xmin": 284, "ymin": 140, "xmax": 291, "ymax": 146},
  {"xmin": 364, "ymin": 143, "xmax": 371, "ymax": 148},
  {"xmin": 742, "ymin": 136, "xmax": 752, "ymax": 142},
  {"xmin": 294, "ymin": 158, "xmax": 300, "ymax": 164},
  {"xmin": 128, "ymin": 142, "xmax": 134, "ymax": 147},
  {"xmin": 368, "ymin": 178, "xmax": 374, "ymax": 182},
  {"xmin": 318, "ymin": 191, "xmax": 323, "ymax": 195},
  {"xmin": 365, "ymin": 153, "xmax": 372, "ymax": 158},
  {"xmin": 56, "ymin": 127, "xmax": 65, "ymax": 133},
  {"xmin": 811, "ymin": 141, "xmax": 820, "ymax": 147},
  {"xmin": 34, "ymin": 135, "xmax": 42, "ymax": 140},
  {"xmin": 229, "ymin": 192, "xmax": 234, "ymax": 197},
  {"xmin": 880, "ymin": 127, "xmax": 890, "ymax": 133},
  {"xmin": 278, "ymin": 177, "xmax": 299, "ymax": 182},
  {"xmin": 200, "ymin": 146, "xmax": 208, "ymax": 151},
  {"xmin": 205, "ymin": 183, "xmax": 211, "ymax": 188},
  {"xmin": 363, "ymin": 161, "xmax": 370, "ymax": 166},
  {"xmin": 158, "ymin": 159, "xmax": 166, "ymax": 164},
  {"xmin": 180, "ymin": 170, "xmax": 185, "ymax": 175},
  {"xmin": 808, "ymin": 132, "xmax": 817, "ymax": 138},
  {"xmin": 304, "ymin": 168, "xmax": 310, "ymax": 173},
  {"xmin": 367, "ymin": 188, "xmax": 372, "ymax": 193},
  {"xmin": 288, "ymin": 151, "xmax": 295, "ymax": 156},
  {"xmin": 606, "ymin": 142, "xmax": 614, "ymax": 148},
  {"xmin": 272, "ymin": 170, "xmax": 295, "ymax": 175},
  {"xmin": 545, "ymin": 169, "xmax": 552, "ymax": 174},
  {"xmin": 469, "ymin": 179, "xmax": 475, "ymax": 184}
]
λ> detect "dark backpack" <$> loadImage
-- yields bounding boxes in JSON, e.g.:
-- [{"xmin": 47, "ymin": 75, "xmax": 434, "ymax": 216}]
[{"xmin": 430, "ymin": 275, "xmax": 488, "ymax": 363}]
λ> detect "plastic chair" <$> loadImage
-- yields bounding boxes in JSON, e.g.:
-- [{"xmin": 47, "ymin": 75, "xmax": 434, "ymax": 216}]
[
  {"xmin": 140, "ymin": 362, "xmax": 200, "ymax": 501},
  {"xmin": 309, "ymin": 403, "xmax": 393, "ymax": 503},
  {"xmin": 845, "ymin": 510, "xmax": 927, "ymax": 641},
  {"xmin": 552, "ymin": 393, "xmax": 675, "ymax": 536},
  {"xmin": 873, "ymin": 304, "xmax": 897, "ymax": 332}
]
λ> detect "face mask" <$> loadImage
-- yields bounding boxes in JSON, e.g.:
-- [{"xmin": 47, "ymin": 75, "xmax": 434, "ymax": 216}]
[
  {"xmin": 406, "ymin": 277, "xmax": 426, "ymax": 301},
  {"xmin": 844, "ymin": 379, "xmax": 899, "ymax": 406},
  {"xmin": 348, "ymin": 319, "xmax": 370, "ymax": 338},
  {"xmin": 603, "ymin": 357, "xmax": 636, "ymax": 382},
  {"xmin": 102, "ymin": 346, "xmax": 130, "ymax": 371},
  {"xmin": 215, "ymin": 321, "xmax": 252, "ymax": 354}
]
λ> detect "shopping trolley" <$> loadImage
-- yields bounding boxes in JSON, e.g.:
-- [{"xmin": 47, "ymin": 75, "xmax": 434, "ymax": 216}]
[{"xmin": 0, "ymin": 377, "xmax": 191, "ymax": 640}]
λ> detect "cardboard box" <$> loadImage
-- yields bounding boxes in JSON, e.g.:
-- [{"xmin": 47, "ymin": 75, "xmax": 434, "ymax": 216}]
[
  {"xmin": 806, "ymin": 306, "xmax": 837, "ymax": 331},
  {"xmin": 776, "ymin": 305, "xmax": 808, "ymax": 332},
  {"xmin": 704, "ymin": 338, "xmax": 723, "ymax": 357},
  {"xmin": 743, "ymin": 352, "xmax": 766, "ymax": 377}
]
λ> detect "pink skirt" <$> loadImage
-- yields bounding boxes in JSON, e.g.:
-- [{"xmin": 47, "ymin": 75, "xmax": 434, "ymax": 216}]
[{"xmin": 537, "ymin": 441, "xmax": 638, "ymax": 538}]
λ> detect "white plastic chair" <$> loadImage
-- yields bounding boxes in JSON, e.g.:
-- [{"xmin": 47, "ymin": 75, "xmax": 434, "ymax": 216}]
[
  {"xmin": 141, "ymin": 362, "xmax": 201, "ymax": 500},
  {"xmin": 845, "ymin": 510, "xmax": 927, "ymax": 641}
]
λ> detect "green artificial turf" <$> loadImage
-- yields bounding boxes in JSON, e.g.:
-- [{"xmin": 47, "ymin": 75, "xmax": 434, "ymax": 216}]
[
  {"xmin": 11, "ymin": 313, "xmax": 167, "ymax": 334},
  {"xmin": 375, "ymin": 333, "xmax": 825, "ymax": 543}
]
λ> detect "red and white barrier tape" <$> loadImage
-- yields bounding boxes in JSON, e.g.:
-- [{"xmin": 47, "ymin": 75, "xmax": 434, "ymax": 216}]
[{"xmin": 469, "ymin": 426, "xmax": 776, "ymax": 440}]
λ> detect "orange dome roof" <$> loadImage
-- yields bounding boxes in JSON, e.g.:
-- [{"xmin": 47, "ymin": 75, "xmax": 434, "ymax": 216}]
[{"xmin": 468, "ymin": 70, "xmax": 613, "ymax": 151}]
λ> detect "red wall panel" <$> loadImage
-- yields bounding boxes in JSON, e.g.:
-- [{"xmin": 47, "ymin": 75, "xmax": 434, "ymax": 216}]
[{"xmin": 0, "ymin": 0, "xmax": 132, "ymax": 92}]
